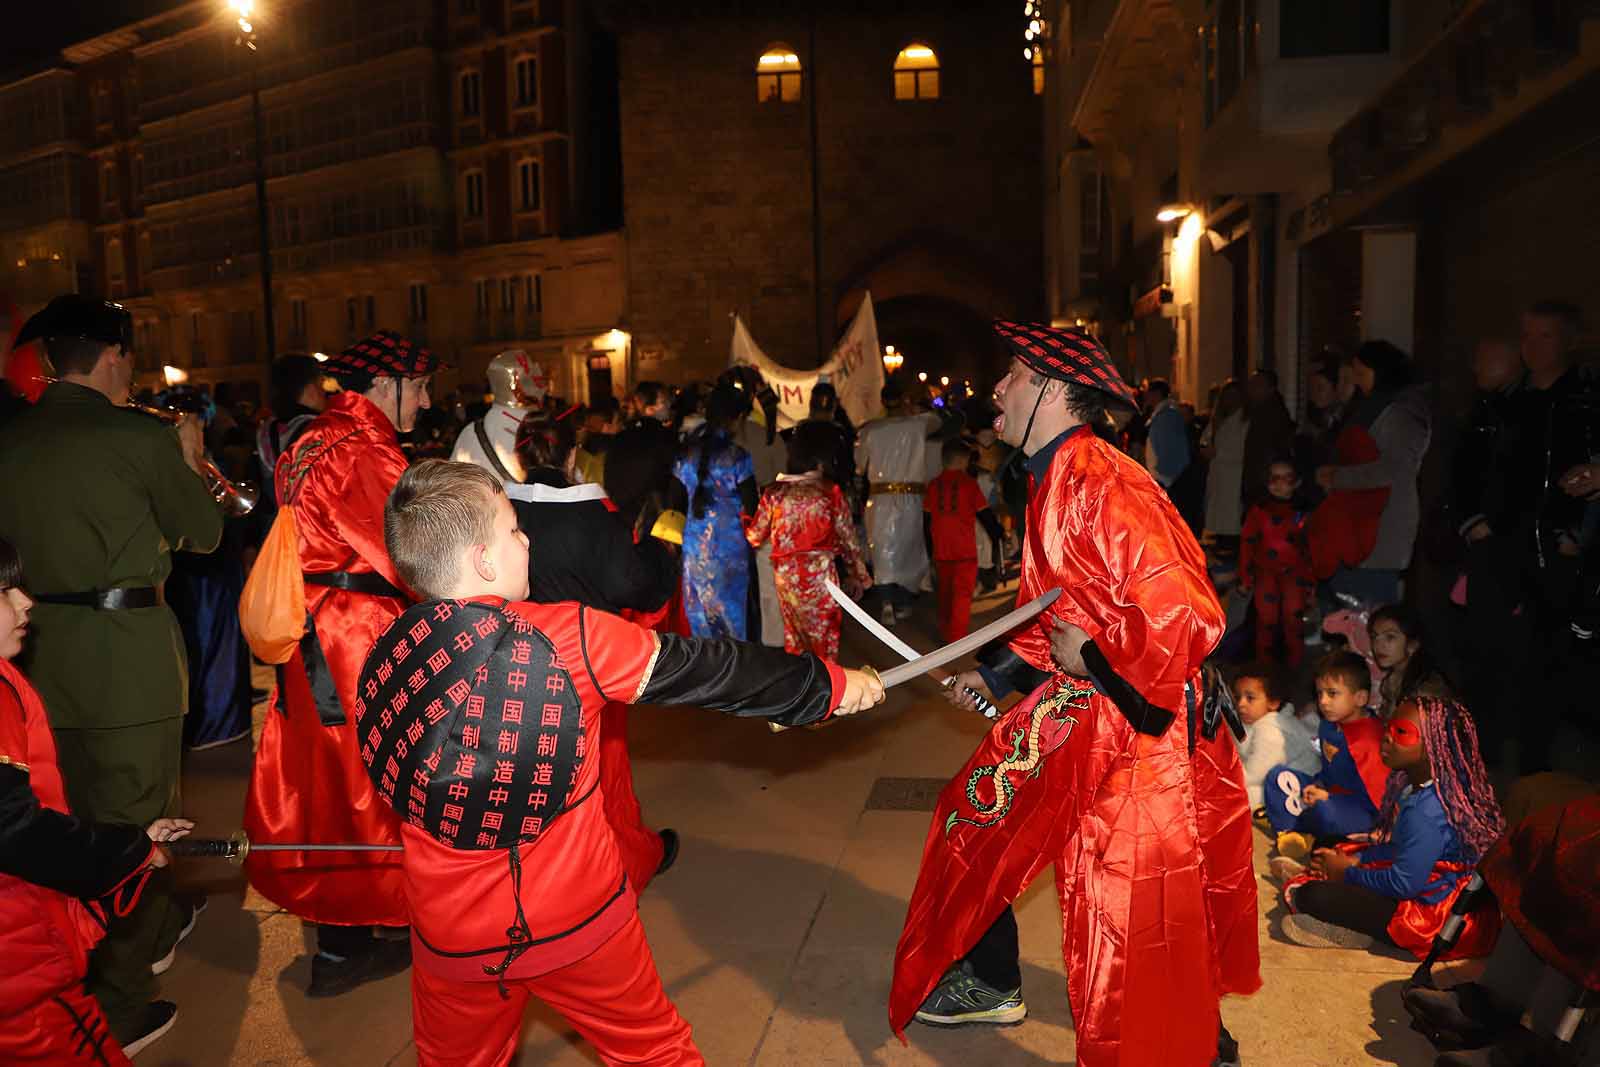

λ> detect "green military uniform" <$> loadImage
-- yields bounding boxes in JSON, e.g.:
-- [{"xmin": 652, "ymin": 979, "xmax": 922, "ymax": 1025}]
[{"xmin": 0, "ymin": 378, "xmax": 221, "ymax": 1039}]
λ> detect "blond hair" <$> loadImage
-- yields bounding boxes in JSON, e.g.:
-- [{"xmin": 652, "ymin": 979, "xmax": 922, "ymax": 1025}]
[{"xmin": 384, "ymin": 460, "xmax": 504, "ymax": 599}]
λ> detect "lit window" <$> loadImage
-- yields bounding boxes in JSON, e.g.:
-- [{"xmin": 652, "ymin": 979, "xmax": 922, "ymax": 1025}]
[
  {"xmin": 514, "ymin": 56, "xmax": 538, "ymax": 108},
  {"xmin": 894, "ymin": 44, "xmax": 940, "ymax": 100},
  {"xmin": 1032, "ymin": 48, "xmax": 1044, "ymax": 95},
  {"xmin": 756, "ymin": 46, "xmax": 802, "ymax": 103},
  {"xmin": 460, "ymin": 70, "xmax": 482, "ymax": 118},
  {"xmin": 517, "ymin": 159, "xmax": 541, "ymax": 212},
  {"xmin": 464, "ymin": 170, "xmax": 484, "ymax": 218}
]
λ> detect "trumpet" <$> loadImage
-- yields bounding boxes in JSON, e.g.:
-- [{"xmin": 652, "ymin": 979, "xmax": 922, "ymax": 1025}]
[{"xmin": 126, "ymin": 399, "xmax": 260, "ymax": 517}]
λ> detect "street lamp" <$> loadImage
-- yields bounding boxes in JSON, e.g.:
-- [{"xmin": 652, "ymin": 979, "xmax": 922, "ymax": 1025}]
[
  {"xmin": 882, "ymin": 344, "xmax": 904, "ymax": 374},
  {"xmin": 917, "ymin": 371, "xmax": 928, "ymax": 383},
  {"xmin": 230, "ymin": 1, "xmax": 276, "ymax": 364},
  {"xmin": 940, "ymin": 375, "xmax": 950, "ymax": 387}
]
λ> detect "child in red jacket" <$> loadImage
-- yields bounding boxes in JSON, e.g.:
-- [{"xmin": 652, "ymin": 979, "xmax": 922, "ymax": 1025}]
[
  {"xmin": 1239, "ymin": 459, "xmax": 1316, "ymax": 665},
  {"xmin": 0, "ymin": 538, "xmax": 192, "ymax": 1065},
  {"xmin": 745, "ymin": 422, "xmax": 871, "ymax": 659},
  {"xmin": 923, "ymin": 439, "xmax": 1005, "ymax": 641},
  {"xmin": 366, "ymin": 461, "xmax": 885, "ymax": 1067}
]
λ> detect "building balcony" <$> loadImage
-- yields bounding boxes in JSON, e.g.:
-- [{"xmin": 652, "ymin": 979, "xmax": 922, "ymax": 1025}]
[{"xmin": 1329, "ymin": 0, "xmax": 1600, "ymax": 206}]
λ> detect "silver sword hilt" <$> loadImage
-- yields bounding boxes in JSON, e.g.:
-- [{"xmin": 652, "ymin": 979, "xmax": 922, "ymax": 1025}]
[{"xmin": 942, "ymin": 676, "xmax": 1000, "ymax": 719}]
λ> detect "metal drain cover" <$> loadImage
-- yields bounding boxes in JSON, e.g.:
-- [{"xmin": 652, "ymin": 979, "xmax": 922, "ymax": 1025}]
[{"xmin": 864, "ymin": 777, "xmax": 948, "ymax": 812}]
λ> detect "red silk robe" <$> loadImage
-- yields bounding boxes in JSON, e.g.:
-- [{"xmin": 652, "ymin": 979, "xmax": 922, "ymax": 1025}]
[
  {"xmin": 243, "ymin": 390, "xmax": 410, "ymax": 926},
  {"xmin": 890, "ymin": 427, "xmax": 1260, "ymax": 1066}
]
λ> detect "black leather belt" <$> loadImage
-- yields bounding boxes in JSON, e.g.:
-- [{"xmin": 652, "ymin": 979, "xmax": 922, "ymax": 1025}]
[
  {"xmin": 34, "ymin": 587, "xmax": 162, "ymax": 610},
  {"xmin": 304, "ymin": 570, "xmax": 406, "ymax": 599}
]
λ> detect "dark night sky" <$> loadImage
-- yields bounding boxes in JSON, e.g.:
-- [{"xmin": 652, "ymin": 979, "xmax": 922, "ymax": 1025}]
[{"xmin": 2, "ymin": 2, "xmax": 185, "ymax": 76}]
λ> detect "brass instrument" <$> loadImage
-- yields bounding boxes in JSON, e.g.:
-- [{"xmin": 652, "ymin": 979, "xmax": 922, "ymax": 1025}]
[{"xmin": 127, "ymin": 399, "xmax": 260, "ymax": 517}]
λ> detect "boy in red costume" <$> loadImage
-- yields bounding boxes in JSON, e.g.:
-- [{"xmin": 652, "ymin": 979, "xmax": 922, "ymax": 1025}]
[
  {"xmin": 1238, "ymin": 459, "xmax": 1316, "ymax": 665},
  {"xmin": 363, "ymin": 460, "xmax": 885, "ymax": 1067},
  {"xmin": 923, "ymin": 438, "xmax": 1005, "ymax": 641},
  {"xmin": 0, "ymin": 537, "xmax": 193, "ymax": 1064},
  {"xmin": 243, "ymin": 330, "xmax": 437, "ymax": 996},
  {"xmin": 894, "ymin": 322, "xmax": 1259, "ymax": 1067}
]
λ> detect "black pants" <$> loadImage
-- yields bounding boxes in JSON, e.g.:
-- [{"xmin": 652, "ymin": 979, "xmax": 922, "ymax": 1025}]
[
  {"xmin": 316, "ymin": 923, "xmax": 405, "ymax": 957},
  {"xmin": 1294, "ymin": 879, "xmax": 1399, "ymax": 945},
  {"xmin": 962, "ymin": 906, "xmax": 1022, "ymax": 991}
]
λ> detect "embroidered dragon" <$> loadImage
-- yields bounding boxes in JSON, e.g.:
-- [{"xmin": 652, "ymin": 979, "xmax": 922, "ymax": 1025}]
[{"xmin": 945, "ymin": 676, "xmax": 1096, "ymax": 835}]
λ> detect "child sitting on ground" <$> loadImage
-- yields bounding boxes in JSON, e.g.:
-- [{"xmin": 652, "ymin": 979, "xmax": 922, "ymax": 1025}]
[
  {"xmin": 1369, "ymin": 603, "xmax": 1450, "ymax": 717},
  {"xmin": 1238, "ymin": 459, "xmax": 1315, "ymax": 666},
  {"xmin": 922, "ymin": 437, "xmax": 1005, "ymax": 642},
  {"xmin": 1276, "ymin": 696, "xmax": 1505, "ymax": 955},
  {"xmin": 1264, "ymin": 651, "xmax": 1388, "ymax": 859},
  {"xmin": 745, "ymin": 422, "xmax": 871, "ymax": 659},
  {"xmin": 1232, "ymin": 663, "xmax": 1320, "ymax": 810}
]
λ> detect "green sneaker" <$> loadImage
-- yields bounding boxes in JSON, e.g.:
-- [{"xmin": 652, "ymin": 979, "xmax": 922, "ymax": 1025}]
[{"xmin": 913, "ymin": 961, "xmax": 1027, "ymax": 1027}]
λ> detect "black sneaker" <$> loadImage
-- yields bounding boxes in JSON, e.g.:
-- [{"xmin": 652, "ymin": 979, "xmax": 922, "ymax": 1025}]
[
  {"xmin": 121, "ymin": 1001, "xmax": 178, "ymax": 1058},
  {"xmin": 153, "ymin": 896, "xmax": 207, "ymax": 975},
  {"xmin": 656, "ymin": 829, "xmax": 680, "ymax": 876},
  {"xmin": 1214, "ymin": 1022, "xmax": 1241, "ymax": 1066},
  {"xmin": 306, "ymin": 937, "xmax": 412, "ymax": 998},
  {"xmin": 913, "ymin": 961, "xmax": 1026, "ymax": 1027}
]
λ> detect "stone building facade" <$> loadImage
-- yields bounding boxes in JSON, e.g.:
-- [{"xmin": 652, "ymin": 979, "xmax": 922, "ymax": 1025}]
[
  {"xmin": 610, "ymin": 0, "xmax": 1044, "ymax": 389},
  {"xmin": 0, "ymin": 0, "xmax": 628, "ymax": 405}
]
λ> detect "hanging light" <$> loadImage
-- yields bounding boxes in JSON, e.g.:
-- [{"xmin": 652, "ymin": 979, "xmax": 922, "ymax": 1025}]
[
  {"xmin": 1024, "ymin": 46, "xmax": 1032, "ymax": 60},
  {"xmin": 1025, "ymin": 28, "xmax": 1034, "ymax": 40},
  {"xmin": 1030, "ymin": 19, "xmax": 1041, "ymax": 33}
]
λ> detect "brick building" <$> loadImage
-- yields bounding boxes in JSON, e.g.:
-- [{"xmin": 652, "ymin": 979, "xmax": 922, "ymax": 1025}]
[
  {"xmin": 607, "ymin": 0, "xmax": 1044, "ymax": 390},
  {"xmin": 0, "ymin": 0, "xmax": 629, "ymax": 405}
]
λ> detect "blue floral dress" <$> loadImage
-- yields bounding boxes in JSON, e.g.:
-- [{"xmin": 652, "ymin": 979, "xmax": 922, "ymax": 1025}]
[{"xmin": 674, "ymin": 434, "xmax": 755, "ymax": 639}]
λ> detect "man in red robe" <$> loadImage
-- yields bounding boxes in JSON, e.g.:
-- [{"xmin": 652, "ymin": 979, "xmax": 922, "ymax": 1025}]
[
  {"xmin": 891, "ymin": 322, "xmax": 1260, "ymax": 1067},
  {"xmin": 243, "ymin": 330, "xmax": 437, "ymax": 996}
]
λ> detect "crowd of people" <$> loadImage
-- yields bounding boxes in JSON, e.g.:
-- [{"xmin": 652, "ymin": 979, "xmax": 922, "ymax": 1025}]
[{"xmin": 0, "ymin": 291, "xmax": 1594, "ymax": 1067}]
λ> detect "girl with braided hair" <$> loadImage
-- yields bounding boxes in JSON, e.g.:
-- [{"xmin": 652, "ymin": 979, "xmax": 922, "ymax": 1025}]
[{"xmin": 1278, "ymin": 696, "xmax": 1505, "ymax": 956}]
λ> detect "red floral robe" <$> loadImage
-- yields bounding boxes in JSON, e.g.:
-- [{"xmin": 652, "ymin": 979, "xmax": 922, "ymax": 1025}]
[
  {"xmin": 890, "ymin": 427, "xmax": 1260, "ymax": 1066},
  {"xmin": 243, "ymin": 390, "xmax": 410, "ymax": 926},
  {"xmin": 745, "ymin": 474, "xmax": 870, "ymax": 660}
]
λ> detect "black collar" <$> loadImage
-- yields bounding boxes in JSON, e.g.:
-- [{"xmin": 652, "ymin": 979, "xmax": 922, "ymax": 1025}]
[{"xmin": 1025, "ymin": 424, "xmax": 1089, "ymax": 483}]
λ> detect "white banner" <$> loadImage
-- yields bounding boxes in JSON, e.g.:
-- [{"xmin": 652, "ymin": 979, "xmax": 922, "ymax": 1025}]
[{"xmin": 729, "ymin": 293, "xmax": 884, "ymax": 428}]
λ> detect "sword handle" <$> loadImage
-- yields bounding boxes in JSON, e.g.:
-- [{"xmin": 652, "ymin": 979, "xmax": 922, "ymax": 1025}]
[
  {"xmin": 942, "ymin": 676, "xmax": 1000, "ymax": 719},
  {"xmin": 166, "ymin": 830, "xmax": 249, "ymax": 863}
]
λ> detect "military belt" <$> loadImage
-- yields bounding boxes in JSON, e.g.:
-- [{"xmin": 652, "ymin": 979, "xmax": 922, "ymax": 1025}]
[
  {"xmin": 34, "ymin": 587, "xmax": 162, "ymax": 610},
  {"xmin": 868, "ymin": 481, "xmax": 925, "ymax": 496},
  {"xmin": 304, "ymin": 570, "xmax": 407, "ymax": 599}
]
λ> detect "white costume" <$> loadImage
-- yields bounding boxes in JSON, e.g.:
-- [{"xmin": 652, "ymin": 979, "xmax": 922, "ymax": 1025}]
[
  {"xmin": 450, "ymin": 349, "xmax": 547, "ymax": 485},
  {"xmin": 451, "ymin": 403, "xmax": 526, "ymax": 484},
  {"xmin": 856, "ymin": 412, "xmax": 939, "ymax": 589},
  {"xmin": 1235, "ymin": 703, "xmax": 1320, "ymax": 808}
]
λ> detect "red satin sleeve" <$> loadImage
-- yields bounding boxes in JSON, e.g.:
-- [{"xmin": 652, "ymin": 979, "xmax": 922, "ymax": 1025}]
[{"xmin": 329, "ymin": 443, "xmax": 410, "ymax": 591}]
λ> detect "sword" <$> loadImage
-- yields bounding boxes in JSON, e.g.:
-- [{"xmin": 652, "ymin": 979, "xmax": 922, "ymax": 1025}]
[
  {"xmin": 823, "ymin": 580, "xmax": 1001, "ymax": 719},
  {"xmin": 166, "ymin": 830, "xmax": 402, "ymax": 864},
  {"xmin": 769, "ymin": 588, "xmax": 1061, "ymax": 732}
]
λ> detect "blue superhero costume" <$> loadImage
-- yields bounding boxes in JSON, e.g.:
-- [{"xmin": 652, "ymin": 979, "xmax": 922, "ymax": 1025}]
[{"xmin": 1265, "ymin": 716, "xmax": 1386, "ymax": 836}]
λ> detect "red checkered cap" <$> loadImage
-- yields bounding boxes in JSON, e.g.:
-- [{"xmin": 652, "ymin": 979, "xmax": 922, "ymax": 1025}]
[
  {"xmin": 993, "ymin": 320, "xmax": 1135, "ymax": 408},
  {"xmin": 323, "ymin": 329, "xmax": 442, "ymax": 381}
]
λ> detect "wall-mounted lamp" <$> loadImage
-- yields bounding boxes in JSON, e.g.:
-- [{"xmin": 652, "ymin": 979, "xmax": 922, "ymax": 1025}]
[{"xmin": 1156, "ymin": 203, "xmax": 1193, "ymax": 223}]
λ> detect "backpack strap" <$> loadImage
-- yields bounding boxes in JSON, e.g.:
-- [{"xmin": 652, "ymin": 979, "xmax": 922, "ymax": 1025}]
[{"xmin": 474, "ymin": 417, "xmax": 516, "ymax": 482}]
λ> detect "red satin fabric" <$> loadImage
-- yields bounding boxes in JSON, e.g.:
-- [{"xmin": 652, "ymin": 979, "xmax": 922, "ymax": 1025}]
[
  {"xmin": 243, "ymin": 391, "xmax": 410, "ymax": 926},
  {"xmin": 890, "ymin": 430, "xmax": 1260, "ymax": 1066},
  {"xmin": 1308, "ymin": 425, "xmax": 1389, "ymax": 580},
  {"xmin": 1480, "ymin": 792, "xmax": 1600, "ymax": 988},
  {"xmin": 1285, "ymin": 858, "xmax": 1500, "ymax": 961},
  {"xmin": 600, "ymin": 701, "xmax": 665, "ymax": 892},
  {"xmin": 411, "ymin": 911, "xmax": 702, "ymax": 1067}
]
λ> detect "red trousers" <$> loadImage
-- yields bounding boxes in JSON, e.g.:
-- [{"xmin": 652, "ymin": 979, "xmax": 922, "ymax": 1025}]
[
  {"xmin": 935, "ymin": 560, "xmax": 978, "ymax": 642},
  {"xmin": 1253, "ymin": 570, "xmax": 1311, "ymax": 666},
  {"xmin": 601, "ymin": 702, "xmax": 665, "ymax": 892},
  {"xmin": 0, "ymin": 985, "xmax": 131, "ymax": 1067},
  {"xmin": 411, "ymin": 911, "xmax": 702, "ymax": 1067}
]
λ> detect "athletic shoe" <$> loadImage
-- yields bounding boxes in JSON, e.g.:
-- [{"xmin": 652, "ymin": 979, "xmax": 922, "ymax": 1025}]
[
  {"xmin": 880, "ymin": 603, "xmax": 897, "ymax": 627},
  {"xmin": 656, "ymin": 828, "xmax": 680, "ymax": 875},
  {"xmin": 307, "ymin": 937, "xmax": 412, "ymax": 998},
  {"xmin": 152, "ymin": 897, "xmax": 206, "ymax": 975},
  {"xmin": 121, "ymin": 1001, "xmax": 178, "ymax": 1058},
  {"xmin": 913, "ymin": 961, "xmax": 1027, "ymax": 1027},
  {"xmin": 1274, "ymin": 831, "xmax": 1314, "ymax": 861},
  {"xmin": 1281, "ymin": 912, "xmax": 1374, "ymax": 950},
  {"xmin": 1214, "ymin": 1022, "xmax": 1242, "ymax": 1066},
  {"xmin": 1267, "ymin": 856, "xmax": 1307, "ymax": 884}
]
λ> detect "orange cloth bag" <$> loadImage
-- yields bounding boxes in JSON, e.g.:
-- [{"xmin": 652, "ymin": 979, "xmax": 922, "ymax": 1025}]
[{"xmin": 238, "ymin": 505, "xmax": 306, "ymax": 663}]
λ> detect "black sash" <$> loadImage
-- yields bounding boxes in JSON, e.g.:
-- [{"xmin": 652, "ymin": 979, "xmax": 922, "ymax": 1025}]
[{"xmin": 474, "ymin": 417, "xmax": 516, "ymax": 482}]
